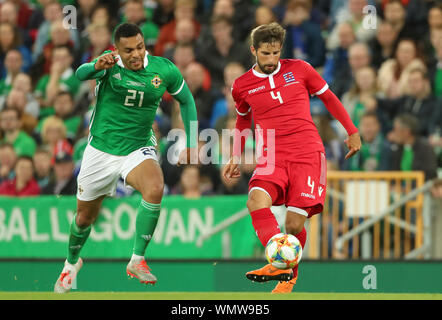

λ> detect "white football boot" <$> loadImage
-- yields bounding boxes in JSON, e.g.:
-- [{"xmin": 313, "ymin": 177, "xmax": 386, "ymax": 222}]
[
  {"xmin": 54, "ymin": 258, "xmax": 83, "ymax": 293},
  {"xmin": 126, "ymin": 258, "xmax": 157, "ymax": 285}
]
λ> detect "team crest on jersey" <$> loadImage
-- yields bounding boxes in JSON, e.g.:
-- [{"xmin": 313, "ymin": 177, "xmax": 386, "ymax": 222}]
[
  {"xmin": 151, "ymin": 75, "xmax": 162, "ymax": 88},
  {"xmin": 283, "ymin": 72, "xmax": 296, "ymax": 83}
]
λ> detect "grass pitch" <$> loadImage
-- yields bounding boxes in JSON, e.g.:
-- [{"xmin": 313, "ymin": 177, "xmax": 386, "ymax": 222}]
[{"xmin": 1, "ymin": 292, "xmax": 441, "ymax": 300}]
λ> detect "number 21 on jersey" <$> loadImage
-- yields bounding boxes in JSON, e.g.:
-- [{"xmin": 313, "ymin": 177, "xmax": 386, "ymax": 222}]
[
  {"xmin": 124, "ymin": 89, "xmax": 144, "ymax": 107},
  {"xmin": 270, "ymin": 91, "xmax": 283, "ymax": 104}
]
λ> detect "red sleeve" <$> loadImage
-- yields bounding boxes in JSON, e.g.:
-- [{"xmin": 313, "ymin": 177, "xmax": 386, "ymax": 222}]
[
  {"xmin": 231, "ymin": 79, "xmax": 251, "ymax": 116},
  {"xmin": 301, "ymin": 60, "xmax": 358, "ymax": 136},
  {"xmin": 318, "ymin": 89, "xmax": 359, "ymax": 136},
  {"xmin": 231, "ymin": 80, "xmax": 252, "ymax": 157},
  {"xmin": 302, "ymin": 61, "xmax": 329, "ymax": 96}
]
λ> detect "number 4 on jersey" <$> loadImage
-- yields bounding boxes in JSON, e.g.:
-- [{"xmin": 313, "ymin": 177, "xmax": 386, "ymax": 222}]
[
  {"xmin": 270, "ymin": 91, "xmax": 283, "ymax": 104},
  {"xmin": 308, "ymin": 176, "xmax": 324, "ymax": 197},
  {"xmin": 307, "ymin": 176, "xmax": 315, "ymax": 194}
]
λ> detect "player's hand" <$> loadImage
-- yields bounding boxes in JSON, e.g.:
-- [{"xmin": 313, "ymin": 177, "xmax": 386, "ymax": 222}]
[
  {"xmin": 177, "ymin": 147, "xmax": 198, "ymax": 166},
  {"xmin": 222, "ymin": 156, "xmax": 241, "ymax": 181},
  {"xmin": 94, "ymin": 52, "xmax": 119, "ymax": 71},
  {"xmin": 344, "ymin": 132, "xmax": 362, "ymax": 159}
]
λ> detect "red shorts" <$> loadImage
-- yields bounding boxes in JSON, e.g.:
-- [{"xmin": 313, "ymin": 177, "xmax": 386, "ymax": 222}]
[{"xmin": 249, "ymin": 151, "xmax": 327, "ymax": 218}]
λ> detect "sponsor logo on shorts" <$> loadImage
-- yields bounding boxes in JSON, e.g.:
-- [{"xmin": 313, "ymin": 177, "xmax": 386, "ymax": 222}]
[
  {"xmin": 300, "ymin": 192, "xmax": 316, "ymax": 199},
  {"xmin": 78, "ymin": 185, "xmax": 83, "ymax": 195}
]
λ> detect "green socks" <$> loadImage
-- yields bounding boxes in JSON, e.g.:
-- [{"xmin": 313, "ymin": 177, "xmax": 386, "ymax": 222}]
[
  {"xmin": 132, "ymin": 200, "xmax": 161, "ymax": 256},
  {"xmin": 67, "ymin": 200, "xmax": 160, "ymax": 264},
  {"xmin": 67, "ymin": 214, "xmax": 91, "ymax": 265}
]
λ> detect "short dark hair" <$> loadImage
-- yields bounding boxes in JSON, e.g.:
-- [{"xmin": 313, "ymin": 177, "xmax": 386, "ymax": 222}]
[
  {"xmin": 433, "ymin": 3, "xmax": 442, "ymax": 12},
  {"xmin": 125, "ymin": 0, "xmax": 143, "ymax": 6},
  {"xmin": 55, "ymin": 90, "xmax": 73, "ymax": 100},
  {"xmin": 0, "ymin": 142, "xmax": 15, "ymax": 151},
  {"xmin": 386, "ymin": 0, "xmax": 404, "ymax": 8},
  {"xmin": 395, "ymin": 113, "xmax": 420, "ymax": 136},
  {"xmin": 361, "ymin": 110, "xmax": 379, "ymax": 122},
  {"xmin": 34, "ymin": 146, "xmax": 52, "ymax": 157},
  {"xmin": 210, "ymin": 14, "xmax": 233, "ymax": 27},
  {"xmin": 114, "ymin": 23, "xmax": 143, "ymax": 44},
  {"xmin": 1, "ymin": 106, "xmax": 20, "ymax": 119},
  {"xmin": 250, "ymin": 22, "xmax": 286, "ymax": 49},
  {"xmin": 53, "ymin": 44, "xmax": 74, "ymax": 57},
  {"xmin": 15, "ymin": 155, "xmax": 34, "ymax": 168}
]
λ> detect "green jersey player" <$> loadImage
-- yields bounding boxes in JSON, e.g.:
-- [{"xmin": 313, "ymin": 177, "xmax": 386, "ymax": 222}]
[{"xmin": 54, "ymin": 23, "xmax": 198, "ymax": 293}]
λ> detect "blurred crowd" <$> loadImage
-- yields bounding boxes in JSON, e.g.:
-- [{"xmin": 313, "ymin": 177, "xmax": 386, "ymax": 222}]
[{"xmin": 0, "ymin": 0, "xmax": 441, "ymax": 198}]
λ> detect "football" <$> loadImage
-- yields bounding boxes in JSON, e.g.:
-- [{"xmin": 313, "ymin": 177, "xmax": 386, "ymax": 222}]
[{"xmin": 265, "ymin": 233, "xmax": 303, "ymax": 269}]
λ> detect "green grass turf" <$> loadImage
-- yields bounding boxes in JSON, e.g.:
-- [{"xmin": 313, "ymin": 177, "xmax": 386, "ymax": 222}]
[{"xmin": 0, "ymin": 292, "xmax": 441, "ymax": 300}]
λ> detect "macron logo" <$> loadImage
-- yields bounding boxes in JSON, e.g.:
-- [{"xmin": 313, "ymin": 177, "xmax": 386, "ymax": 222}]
[
  {"xmin": 300, "ymin": 192, "xmax": 316, "ymax": 199},
  {"xmin": 248, "ymin": 85, "xmax": 265, "ymax": 94}
]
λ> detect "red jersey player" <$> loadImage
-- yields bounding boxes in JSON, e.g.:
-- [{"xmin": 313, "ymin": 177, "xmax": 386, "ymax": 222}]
[{"xmin": 222, "ymin": 22, "xmax": 361, "ymax": 293}]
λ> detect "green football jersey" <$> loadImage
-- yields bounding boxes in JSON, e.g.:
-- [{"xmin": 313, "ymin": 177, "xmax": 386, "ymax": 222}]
[{"xmin": 85, "ymin": 53, "xmax": 185, "ymax": 156}]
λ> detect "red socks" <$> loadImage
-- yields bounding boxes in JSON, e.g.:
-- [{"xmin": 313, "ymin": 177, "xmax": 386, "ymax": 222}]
[
  {"xmin": 250, "ymin": 207, "xmax": 307, "ymax": 280},
  {"xmin": 295, "ymin": 226, "xmax": 307, "ymax": 248},
  {"xmin": 250, "ymin": 208, "xmax": 280, "ymax": 247},
  {"xmin": 292, "ymin": 226, "xmax": 307, "ymax": 278}
]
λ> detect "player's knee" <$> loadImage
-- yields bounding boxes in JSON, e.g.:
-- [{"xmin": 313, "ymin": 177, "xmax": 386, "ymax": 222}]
[
  {"xmin": 141, "ymin": 182, "xmax": 164, "ymax": 203},
  {"xmin": 285, "ymin": 217, "xmax": 304, "ymax": 235},
  {"xmin": 246, "ymin": 197, "xmax": 268, "ymax": 212}
]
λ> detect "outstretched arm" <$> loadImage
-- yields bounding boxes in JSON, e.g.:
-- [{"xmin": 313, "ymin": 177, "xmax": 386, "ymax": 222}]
[
  {"xmin": 171, "ymin": 81, "xmax": 198, "ymax": 148},
  {"xmin": 317, "ymin": 89, "xmax": 361, "ymax": 159},
  {"xmin": 222, "ymin": 80, "xmax": 252, "ymax": 181},
  {"xmin": 223, "ymin": 110, "xmax": 252, "ymax": 181},
  {"xmin": 302, "ymin": 60, "xmax": 361, "ymax": 159},
  {"xmin": 171, "ymin": 81, "xmax": 198, "ymax": 165}
]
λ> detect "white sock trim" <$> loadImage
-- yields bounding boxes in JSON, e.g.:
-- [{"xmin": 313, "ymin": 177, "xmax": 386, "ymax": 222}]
[
  {"xmin": 286, "ymin": 206, "xmax": 308, "ymax": 217},
  {"xmin": 131, "ymin": 254, "xmax": 145, "ymax": 262},
  {"xmin": 141, "ymin": 199, "xmax": 161, "ymax": 211}
]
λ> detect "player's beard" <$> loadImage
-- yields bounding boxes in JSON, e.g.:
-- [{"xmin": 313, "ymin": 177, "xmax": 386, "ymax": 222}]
[{"xmin": 257, "ymin": 59, "xmax": 278, "ymax": 74}]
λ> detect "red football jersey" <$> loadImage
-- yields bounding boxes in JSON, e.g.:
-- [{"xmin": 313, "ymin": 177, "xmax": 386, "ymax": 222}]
[{"xmin": 231, "ymin": 59, "xmax": 330, "ymax": 160}]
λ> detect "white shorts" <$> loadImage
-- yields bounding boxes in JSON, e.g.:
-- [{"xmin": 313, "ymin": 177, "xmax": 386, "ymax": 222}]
[{"xmin": 76, "ymin": 144, "xmax": 158, "ymax": 201}]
